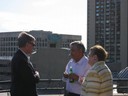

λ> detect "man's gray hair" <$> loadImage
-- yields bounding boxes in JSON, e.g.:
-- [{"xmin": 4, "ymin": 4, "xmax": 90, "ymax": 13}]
[
  {"xmin": 18, "ymin": 32, "xmax": 35, "ymax": 48},
  {"xmin": 70, "ymin": 41, "xmax": 85, "ymax": 53}
]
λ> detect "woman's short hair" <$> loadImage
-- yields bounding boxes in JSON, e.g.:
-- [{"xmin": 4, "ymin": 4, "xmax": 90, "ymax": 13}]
[
  {"xmin": 90, "ymin": 45, "xmax": 108, "ymax": 61},
  {"xmin": 18, "ymin": 32, "xmax": 35, "ymax": 48}
]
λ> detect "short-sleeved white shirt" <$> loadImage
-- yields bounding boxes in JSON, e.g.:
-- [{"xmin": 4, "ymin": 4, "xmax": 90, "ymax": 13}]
[{"xmin": 64, "ymin": 56, "xmax": 91, "ymax": 94}]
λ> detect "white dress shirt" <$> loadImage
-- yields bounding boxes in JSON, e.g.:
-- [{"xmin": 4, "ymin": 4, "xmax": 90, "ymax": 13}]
[
  {"xmin": 63, "ymin": 56, "xmax": 91, "ymax": 95},
  {"xmin": 19, "ymin": 49, "xmax": 33, "ymax": 66}
]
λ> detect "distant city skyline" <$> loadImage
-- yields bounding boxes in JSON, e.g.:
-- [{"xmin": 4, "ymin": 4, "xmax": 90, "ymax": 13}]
[{"xmin": 0, "ymin": 0, "xmax": 87, "ymax": 47}]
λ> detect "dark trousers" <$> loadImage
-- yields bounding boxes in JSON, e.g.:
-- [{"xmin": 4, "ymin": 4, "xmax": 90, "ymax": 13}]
[{"xmin": 67, "ymin": 92, "xmax": 80, "ymax": 96}]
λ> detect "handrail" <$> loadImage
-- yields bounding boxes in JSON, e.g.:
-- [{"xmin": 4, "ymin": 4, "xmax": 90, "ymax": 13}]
[
  {"xmin": 0, "ymin": 80, "xmax": 11, "ymax": 83},
  {"xmin": 0, "ymin": 79, "xmax": 65, "ymax": 93},
  {"xmin": 0, "ymin": 79, "xmax": 63, "ymax": 83},
  {"xmin": 113, "ymin": 78, "xmax": 128, "ymax": 81},
  {"xmin": 1, "ymin": 78, "xmax": 128, "ymax": 83},
  {"xmin": 0, "ymin": 78, "xmax": 128, "ymax": 93}
]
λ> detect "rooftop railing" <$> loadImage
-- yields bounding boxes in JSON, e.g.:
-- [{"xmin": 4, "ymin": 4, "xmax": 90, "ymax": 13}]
[{"xmin": 0, "ymin": 78, "xmax": 128, "ymax": 95}]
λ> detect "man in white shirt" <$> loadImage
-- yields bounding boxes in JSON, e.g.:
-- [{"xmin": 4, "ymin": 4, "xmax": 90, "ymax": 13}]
[{"xmin": 63, "ymin": 41, "xmax": 91, "ymax": 96}]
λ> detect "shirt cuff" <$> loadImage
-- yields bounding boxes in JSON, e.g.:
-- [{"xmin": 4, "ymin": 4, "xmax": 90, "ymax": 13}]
[{"xmin": 62, "ymin": 77, "xmax": 68, "ymax": 82}]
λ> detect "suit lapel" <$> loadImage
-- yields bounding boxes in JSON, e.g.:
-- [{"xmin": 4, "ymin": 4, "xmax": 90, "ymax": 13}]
[{"xmin": 18, "ymin": 49, "xmax": 35, "ymax": 73}]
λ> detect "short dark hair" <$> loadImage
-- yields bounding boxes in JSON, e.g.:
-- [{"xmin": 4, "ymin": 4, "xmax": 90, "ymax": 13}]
[
  {"xmin": 70, "ymin": 41, "xmax": 85, "ymax": 53},
  {"xmin": 90, "ymin": 45, "xmax": 108, "ymax": 61},
  {"xmin": 18, "ymin": 32, "xmax": 35, "ymax": 48}
]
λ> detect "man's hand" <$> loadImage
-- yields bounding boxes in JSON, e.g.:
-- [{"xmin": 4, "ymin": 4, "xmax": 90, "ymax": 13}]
[
  {"xmin": 34, "ymin": 71, "xmax": 40, "ymax": 83},
  {"xmin": 35, "ymin": 71, "xmax": 40, "ymax": 77},
  {"xmin": 63, "ymin": 72, "xmax": 69, "ymax": 78},
  {"xmin": 68, "ymin": 73, "xmax": 79, "ymax": 81}
]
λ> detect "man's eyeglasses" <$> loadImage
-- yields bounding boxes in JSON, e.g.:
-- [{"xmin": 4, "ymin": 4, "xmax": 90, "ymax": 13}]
[{"xmin": 29, "ymin": 42, "xmax": 36, "ymax": 46}]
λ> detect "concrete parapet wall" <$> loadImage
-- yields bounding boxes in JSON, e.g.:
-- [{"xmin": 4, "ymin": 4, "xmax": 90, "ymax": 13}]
[{"xmin": 31, "ymin": 48, "xmax": 70, "ymax": 79}]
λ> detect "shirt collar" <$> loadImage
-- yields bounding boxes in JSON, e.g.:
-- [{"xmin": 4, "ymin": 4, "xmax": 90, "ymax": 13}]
[
  {"xmin": 73, "ymin": 56, "xmax": 87, "ymax": 65},
  {"xmin": 19, "ymin": 48, "xmax": 30, "ymax": 60},
  {"xmin": 92, "ymin": 61, "xmax": 105, "ymax": 68}
]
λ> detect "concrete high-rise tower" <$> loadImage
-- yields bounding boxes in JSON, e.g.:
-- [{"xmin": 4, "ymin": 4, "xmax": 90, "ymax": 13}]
[{"xmin": 87, "ymin": 0, "xmax": 128, "ymax": 71}]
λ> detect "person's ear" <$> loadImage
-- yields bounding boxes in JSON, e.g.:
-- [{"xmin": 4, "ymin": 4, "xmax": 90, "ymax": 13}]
[
  {"xmin": 26, "ymin": 42, "xmax": 30, "ymax": 46},
  {"xmin": 93, "ymin": 55, "xmax": 97, "ymax": 61}
]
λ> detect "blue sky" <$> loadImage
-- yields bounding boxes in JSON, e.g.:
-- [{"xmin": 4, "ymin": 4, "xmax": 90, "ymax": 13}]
[{"xmin": 0, "ymin": 0, "xmax": 87, "ymax": 46}]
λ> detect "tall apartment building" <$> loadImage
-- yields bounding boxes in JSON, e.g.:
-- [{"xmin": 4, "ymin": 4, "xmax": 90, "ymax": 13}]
[
  {"xmin": 0, "ymin": 30, "xmax": 81, "ymax": 59},
  {"xmin": 87, "ymin": 0, "xmax": 128, "ymax": 71}
]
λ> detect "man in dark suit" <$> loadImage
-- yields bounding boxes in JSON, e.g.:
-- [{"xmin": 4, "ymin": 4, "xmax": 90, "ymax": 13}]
[{"xmin": 10, "ymin": 32, "xmax": 40, "ymax": 96}]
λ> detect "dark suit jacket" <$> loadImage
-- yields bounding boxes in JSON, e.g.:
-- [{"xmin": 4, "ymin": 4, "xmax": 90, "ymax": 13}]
[{"xmin": 10, "ymin": 49, "xmax": 40, "ymax": 96}]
